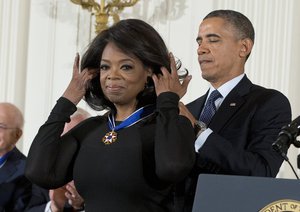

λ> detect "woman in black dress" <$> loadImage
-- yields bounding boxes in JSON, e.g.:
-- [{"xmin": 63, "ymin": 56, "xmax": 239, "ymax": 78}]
[{"xmin": 25, "ymin": 19, "xmax": 195, "ymax": 212}]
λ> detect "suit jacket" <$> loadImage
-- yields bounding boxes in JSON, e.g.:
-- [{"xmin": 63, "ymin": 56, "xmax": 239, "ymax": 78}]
[
  {"xmin": 25, "ymin": 184, "xmax": 76, "ymax": 212},
  {"xmin": 25, "ymin": 184, "xmax": 49, "ymax": 212},
  {"xmin": 179, "ymin": 76, "xmax": 292, "ymax": 212},
  {"xmin": 0, "ymin": 147, "xmax": 32, "ymax": 212}
]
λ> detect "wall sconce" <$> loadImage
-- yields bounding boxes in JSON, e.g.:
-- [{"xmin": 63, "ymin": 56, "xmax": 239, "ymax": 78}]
[{"xmin": 70, "ymin": 0, "xmax": 139, "ymax": 34}]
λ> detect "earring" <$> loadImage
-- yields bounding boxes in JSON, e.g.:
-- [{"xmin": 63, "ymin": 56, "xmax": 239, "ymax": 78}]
[
  {"xmin": 142, "ymin": 76, "xmax": 154, "ymax": 96},
  {"xmin": 145, "ymin": 76, "xmax": 153, "ymax": 89}
]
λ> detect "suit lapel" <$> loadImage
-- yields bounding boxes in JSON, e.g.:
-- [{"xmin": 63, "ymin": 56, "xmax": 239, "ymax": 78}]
[
  {"xmin": 209, "ymin": 76, "xmax": 253, "ymax": 132},
  {"xmin": 0, "ymin": 149, "xmax": 19, "ymax": 184},
  {"xmin": 0, "ymin": 160, "xmax": 17, "ymax": 184},
  {"xmin": 187, "ymin": 91, "xmax": 209, "ymax": 119}
]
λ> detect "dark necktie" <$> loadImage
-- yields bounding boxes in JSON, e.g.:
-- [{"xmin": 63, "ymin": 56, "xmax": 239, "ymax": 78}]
[{"xmin": 199, "ymin": 90, "xmax": 222, "ymax": 125}]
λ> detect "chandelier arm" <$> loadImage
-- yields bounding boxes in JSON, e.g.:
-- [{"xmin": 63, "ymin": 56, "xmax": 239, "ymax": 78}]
[
  {"xmin": 70, "ymin": 0, "xmax": 139, "ymax": 34},
  {"xmin": 108, "ymin": 0, "xmax": 138, "ymax": 8},
  {"xmin": 93, "ymin": 2, "xmax": 101, "ymax": 13},
  {"xmin": 111, "ymin": 13, "xmax": 121, "ymax": 23},
  {"xmin": 70, "ymin": 0, "xmax": 83, "ymax": 5},
  {"xmin": 70, "ymin": 0, "xmax": 95, "ymax": 11}
]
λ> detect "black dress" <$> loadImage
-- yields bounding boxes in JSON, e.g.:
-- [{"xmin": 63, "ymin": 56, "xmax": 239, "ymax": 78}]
[{"xmin": 25, "ymin": 92, "xmax": 195, "ymax": 212}]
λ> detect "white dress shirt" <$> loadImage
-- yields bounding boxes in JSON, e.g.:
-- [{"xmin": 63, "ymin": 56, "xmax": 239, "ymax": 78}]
[{"xmin": 195, "ymin": 74, "xmax": 245, "ymax": 152}]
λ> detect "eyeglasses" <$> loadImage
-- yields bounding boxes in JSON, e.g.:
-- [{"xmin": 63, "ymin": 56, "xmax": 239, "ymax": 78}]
[{"xmin": 0, "ymin": 124, "xmax": 18, "ymax": 132}]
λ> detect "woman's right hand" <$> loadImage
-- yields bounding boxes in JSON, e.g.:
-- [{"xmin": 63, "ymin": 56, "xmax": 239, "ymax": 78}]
[{"xmin": 62, "ymin": 53, "xmax": 98, "ymax": 105}]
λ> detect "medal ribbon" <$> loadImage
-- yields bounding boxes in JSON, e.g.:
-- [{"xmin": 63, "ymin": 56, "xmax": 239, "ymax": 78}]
[
  {"xmin": 0, "ymin": 151, "xmax": 12, "ymax": 167},
  {"xmin": 108, "ymin": 104, "xmax": 156, "ymax": 131}
]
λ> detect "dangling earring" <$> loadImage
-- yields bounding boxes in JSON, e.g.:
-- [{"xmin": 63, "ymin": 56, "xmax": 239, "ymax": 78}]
[
  {"xmin": 144, "ymin": 77, "xmax": 149, "ymax": 89},
  {"xmin": 143, "ymin": 76, "xmax": 154, "ymax": 95},
  {"xmin": 146, "ymin": 76, "xmax": 154, "ymax": 88}
]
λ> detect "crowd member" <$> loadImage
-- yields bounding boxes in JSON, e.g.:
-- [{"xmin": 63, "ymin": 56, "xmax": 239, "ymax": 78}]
[
  {"xmin": 26, "ymin": 108, "xmax": 89, "ymax": 212},
  {"xmin": 25, "ymin": 19, "xmax": 195, "ymax": 211},
  {"xmin": 178, "ymin": 9, "xmax": 292, "ymax": 211},
  {"xmin": 0, "ymin": 102, "xmax": 31, "ymax": 211}
]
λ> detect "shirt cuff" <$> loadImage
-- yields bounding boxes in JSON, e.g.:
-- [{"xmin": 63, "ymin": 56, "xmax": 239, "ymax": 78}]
[
  {"xmin": 45, "ymin": 201, "xmax": 52, "ymax": 212},
  {"xmin": 194, "ymin": 128, "xmax": 213, "ymax": 152}
]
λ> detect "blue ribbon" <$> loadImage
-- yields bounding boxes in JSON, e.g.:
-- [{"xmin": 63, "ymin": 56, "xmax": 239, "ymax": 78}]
[
  {"xmin": 0, "ymin": 151, "xmax": 12, "ymax": 167},
  {"xmin": 108, "ymin": 104, "xmax": 156, "ymax": 131}
]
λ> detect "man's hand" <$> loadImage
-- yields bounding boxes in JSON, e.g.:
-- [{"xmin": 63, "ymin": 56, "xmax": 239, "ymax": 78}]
[
  {"xmin": 65, "ymin": 180, "xmax": 84, "ymax": 210},
  {"xmin": 49, "ymin": 186, "xmax": 67, "ymax": 212}
]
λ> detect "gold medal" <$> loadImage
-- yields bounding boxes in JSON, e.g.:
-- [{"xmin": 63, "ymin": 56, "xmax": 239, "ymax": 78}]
[
  {"xmin": 102, "ymin": 105, "xmax": 155, "ymax": 145},
  {"xmin": 102, "ymin": 131, "xmax": 118, "ymax": 145}
]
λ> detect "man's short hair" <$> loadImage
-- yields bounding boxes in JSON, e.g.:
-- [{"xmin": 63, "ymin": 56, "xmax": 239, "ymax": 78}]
[{"xmin": 204, "ymin": 9, "xmax": 255, "ymax": 43}]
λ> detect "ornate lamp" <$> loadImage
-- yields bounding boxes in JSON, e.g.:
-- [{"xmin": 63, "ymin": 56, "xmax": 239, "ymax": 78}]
[{"xmin": 70, "ymin": 0, "xmax": 139, "ymax": 34}]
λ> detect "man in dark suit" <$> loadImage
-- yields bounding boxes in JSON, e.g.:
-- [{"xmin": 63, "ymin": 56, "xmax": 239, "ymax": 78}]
[
  {"xmin": 0, "ymin": 102, "xmax": 32, "ymax": 211},
  {"xmin": 178, "ymin": 10, "xmax": 292, "ymax": 212}
]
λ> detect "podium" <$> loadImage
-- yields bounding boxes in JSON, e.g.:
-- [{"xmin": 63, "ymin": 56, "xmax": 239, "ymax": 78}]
[{"xmin": 192, "ymin": 174, "xmax": 300, "ymax": 212}]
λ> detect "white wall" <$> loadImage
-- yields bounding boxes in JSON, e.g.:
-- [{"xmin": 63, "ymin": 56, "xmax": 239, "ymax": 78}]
[{"xmin": 0, "ymin": 0, "xmax": 299, "ymax": 179}]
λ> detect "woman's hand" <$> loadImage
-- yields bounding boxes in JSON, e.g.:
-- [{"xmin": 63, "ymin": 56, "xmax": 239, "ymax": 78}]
[
  {"xmin": 152, "ymin": 52, "xmax": 192, "ymax": 98},
  {"xmin": 62, "ymin": 53, "xmax": 98, "ymax": 105}
]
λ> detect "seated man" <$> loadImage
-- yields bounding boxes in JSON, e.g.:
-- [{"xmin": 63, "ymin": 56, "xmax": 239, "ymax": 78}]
[
  {"xmin": 0, "ymin": 102, "xmax": 32, "ymax": 211},
  {"xmin": 26, "ymin": 108, "xmax": 89, "ymax": 212}
]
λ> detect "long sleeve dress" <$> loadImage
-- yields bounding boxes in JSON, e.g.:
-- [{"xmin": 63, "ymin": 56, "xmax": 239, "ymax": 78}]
[{"xmin": 25, "ymin": 92, "xmax": 195, "ymax": 212}]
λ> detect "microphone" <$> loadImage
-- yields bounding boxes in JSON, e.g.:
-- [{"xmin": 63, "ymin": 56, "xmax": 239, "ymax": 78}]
[{"xmin": 272, "ymin": 116, "xmax": 300, "ymax": 161}]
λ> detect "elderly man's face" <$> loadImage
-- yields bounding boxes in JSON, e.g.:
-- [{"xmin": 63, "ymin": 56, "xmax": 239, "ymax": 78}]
[{"xmin": 0, "ymin": 105, "xmax": 21, "ymax": 156}]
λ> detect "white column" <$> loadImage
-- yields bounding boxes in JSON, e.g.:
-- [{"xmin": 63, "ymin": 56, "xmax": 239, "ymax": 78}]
[{"xmin": 0, "ymin": 0, "xmax": 30, "ymax": 150}]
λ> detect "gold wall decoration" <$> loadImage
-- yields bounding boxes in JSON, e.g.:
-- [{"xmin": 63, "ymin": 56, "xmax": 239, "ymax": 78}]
[{"xmin": 70, "ymin": 0, "xmax": 139, "ymax": 34}]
